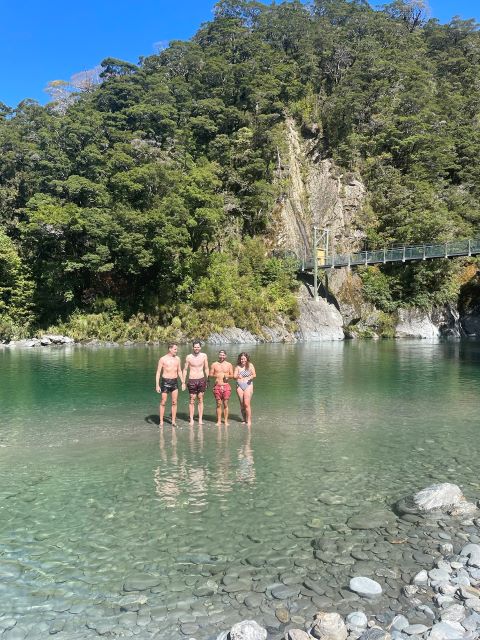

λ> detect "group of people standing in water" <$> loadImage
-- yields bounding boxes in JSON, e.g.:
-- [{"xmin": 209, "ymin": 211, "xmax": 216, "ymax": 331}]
[{"xmin": 155, "ymin": 341, "xmax": 256, "ymax": 428}]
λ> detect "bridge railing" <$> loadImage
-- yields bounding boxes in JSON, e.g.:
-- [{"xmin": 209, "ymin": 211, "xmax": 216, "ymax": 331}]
[{"xmin": 297, "ymin": 238, "xmax": 480, "ymax": 270}]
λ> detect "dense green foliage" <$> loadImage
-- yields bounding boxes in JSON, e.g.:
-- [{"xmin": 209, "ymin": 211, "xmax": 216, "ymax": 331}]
[{"xmin": 0, "ymin": 0, "xmax": 479, "ymax": 339}]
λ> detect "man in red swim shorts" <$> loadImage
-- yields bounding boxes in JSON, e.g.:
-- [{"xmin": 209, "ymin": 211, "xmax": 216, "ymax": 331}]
[
  {"xmin": 209, "ymin": 350, "xmax": 234, "ymax": 426},
  {"xmin": 182, "ymin": 340, "xmax": 209, "ymax": 426}
]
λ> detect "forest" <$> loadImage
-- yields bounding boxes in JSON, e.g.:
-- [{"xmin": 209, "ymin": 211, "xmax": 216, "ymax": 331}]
[{"xmin": 1, "ymin": 0, "xmax": 479, "ymax": 341}]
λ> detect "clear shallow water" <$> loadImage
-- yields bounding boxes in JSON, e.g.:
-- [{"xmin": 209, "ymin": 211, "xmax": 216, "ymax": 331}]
[{"xmin": 1, "ymin": 341, "xmax": 480, "ymax": 639}]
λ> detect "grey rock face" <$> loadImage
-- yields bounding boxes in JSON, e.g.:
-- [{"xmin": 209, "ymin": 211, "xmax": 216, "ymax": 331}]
[
  {"xmin": 294, "ymin": 289, "xmax": 344, "ymax": 342},
  {"xmin": 395, "ymin": 309, "xmax": 440, "ymax": 339},
  {"xmin": 207, "ymin": 328, "xmax": 263, "ymax": 345},
  {"xmin": 395, "ymin": 306, "xmax": 461, "ymax": 339},
  {"xmin": 230, "ymin": 620, "xmax": 267, "ymax": 640},
  {"xmin": 349, "ymin": 577, "xmax": 383, "ymax": 598}
]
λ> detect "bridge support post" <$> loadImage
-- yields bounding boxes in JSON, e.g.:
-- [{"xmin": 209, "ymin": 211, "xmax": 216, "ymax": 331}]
[
  {"xmin": 313, "ymin": 226, "xmax": 318, "ymax": 302},
  {"xmin": 468, "ymin": 239, "xmax": 471, "ymax": 257}
]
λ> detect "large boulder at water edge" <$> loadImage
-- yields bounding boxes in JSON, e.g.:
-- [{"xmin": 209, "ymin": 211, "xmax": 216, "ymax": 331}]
[
  {"xmin": 229, "ymin": 620, "xmax": 267, "ymax": 640},
  {"xmin": 395, "ymin": 483, "xmax": 478, "ymax": 517},
  {"xmin": 310, "ymin": 612, "xmax": 348, "ymax": 640}
]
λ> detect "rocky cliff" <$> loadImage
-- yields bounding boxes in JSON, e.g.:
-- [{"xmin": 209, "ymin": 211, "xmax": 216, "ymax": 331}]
[{"xmin": 273, "ymin": 117, "xmax": 366, "ymax": 261}]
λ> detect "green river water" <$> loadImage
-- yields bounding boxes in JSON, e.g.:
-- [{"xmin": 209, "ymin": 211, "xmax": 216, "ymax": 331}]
[{"xmin": 1, "ymin": 341, "xmax": 479, "ymax": 639}]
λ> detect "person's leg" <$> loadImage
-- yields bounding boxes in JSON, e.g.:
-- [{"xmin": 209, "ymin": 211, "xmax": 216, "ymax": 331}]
[
  {"xmin": 243, "ymin": 387, "xmax": 253, "ymax": 426},
  {"xmin": 160, "ymin": 392, "xmax": 168, "ymax": 426},
  {"xmin": 189, "ymin": 393, "xmax": 195, "ymax": 426},
  {"xmin": 171, "ymin": 389, "xmax": 178, "ymax": 426},
  {"xmin": 236, "ymin": 388, "xmax": 246, "ymax": 423},
  {"xmin": 215, "ymin": 398, "xmax": 222, "ymax": 425},
  {"xmin": 198, "ymin": 392, "xmax": 204, "ymax": 425},
  {"xmin": 223, "ymin": 399, "xmax": 229, "ymax": 426}
]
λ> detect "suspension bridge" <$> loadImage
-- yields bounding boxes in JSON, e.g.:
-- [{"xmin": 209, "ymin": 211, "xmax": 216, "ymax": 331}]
[{"xmin": 297, "ymin": 238, "xmax": 480, "ymax": 271}]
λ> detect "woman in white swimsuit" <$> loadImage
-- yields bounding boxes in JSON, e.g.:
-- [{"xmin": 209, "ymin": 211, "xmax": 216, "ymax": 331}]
[{"xmin": 234, "ymin": 352, "xmax": 256, "ymax": 426}]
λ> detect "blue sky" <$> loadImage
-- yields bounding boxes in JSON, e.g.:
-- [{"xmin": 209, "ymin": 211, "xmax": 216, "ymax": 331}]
[{"xmin": 1, "ymin": 1, "xmax": 478, "ymax": 107}]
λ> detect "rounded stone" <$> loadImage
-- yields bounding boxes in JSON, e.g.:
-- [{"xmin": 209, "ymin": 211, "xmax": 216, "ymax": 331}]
[
  {"xmin": 310, "ymin": 612, "xmax": 347, "ymax": 640},
  {"xmin": 271, "ymin": 585, "xmax": 300, "ymax": 600},
  {"xmin": 391, "ymin": 615, "xmax": 409, "ymax": 631},
  {"xmin": 275, "ymin": 607, "xmax": 289, "ymax": 623},
  {"xmin": 230, "ymin": 620, "xmax": 267, "ymax": 640},
  {"xmin": 346, "ymin": 611, "xmax": 368, "ymax": 630},
  {"xmin": 180, "ymin": 623, "xmax": 199, "ymax": 635},
  {"xmin": 347, "ymin": 511, "xmax": 396, "ymax": 530},
  {"xmin": 412, "ymin": 570, "xmax": 428, "ymax": 585},
  {"xmin": 285, "ymin": 630, "xmax": 310, "ymax": 640},
  {"xmin": 404, "ymin": 624, "xmax": 429, "ymax": 635},
  {"xmin": 123, "ymin": 574, "xmax": 161, "ymax": 591},
  {"xmin": 349, "ymin": 577, "xmax": 383, "ymax": 598},
  {"xmin": 244, "ymin": 593, "xmax": 263, "ymax": 609}
]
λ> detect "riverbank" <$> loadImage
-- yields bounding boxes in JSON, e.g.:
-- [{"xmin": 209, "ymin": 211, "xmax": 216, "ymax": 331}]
[
  {"xmin": 2, "ymin": 283, "xmax": 479, "ymax": 346},
  {"xmin": 211, "ymin": 484, "xmax": 480, "ymax": 640}
]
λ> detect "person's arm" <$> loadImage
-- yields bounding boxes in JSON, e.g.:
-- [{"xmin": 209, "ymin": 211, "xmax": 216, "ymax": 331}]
[
  {"xmin": 209, "ymin": 362, "xmax": 216, "ymax": 380},
  {"xmin": 203, "ymin": 355, "xmax": 209, "ymax": 381},
  {"xmin": 182, "ymin": 356, "xmax": 189, "ymax": 390},
  {"xmin": 176, "ymin": 357, "xmax": 183, "ymax": 383},
  {"xmin": 155, "ymin": 358, "xmax": 163, "ymax": 393},
  {"xmin": 248, "ymin": 364, "xmax": 256, "ymax": 382},
  {"xmin": 226, "ymin": 363, "xmax": 234, "ymax": 381},
  {"xmin": 233, "ymin": 366, "xmax": 240, "ymax": 380}
]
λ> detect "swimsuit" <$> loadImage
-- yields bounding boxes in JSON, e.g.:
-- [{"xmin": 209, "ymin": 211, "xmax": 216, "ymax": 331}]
[
  {"xmin": 160, "ymin": 377, "xmax": 178, "ymax": 393},
  {"xmin": 213, "ymin": 383, "xmax": 231, "ymax": 401},
  {"xmin": 187, "ymin": 378, "xmax": 207, "ymax": 395},
  {"xmin": 237, "ymin": 368, "xmax": 251, "ymax": 391}
]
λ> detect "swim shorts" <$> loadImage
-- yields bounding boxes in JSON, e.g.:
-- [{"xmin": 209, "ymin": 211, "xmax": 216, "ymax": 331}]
[
  {"xmin": 187, "ymin": 378, "xmax": 207, "ymax": 395},
  {"xmin": 160, "ymin": 377, "xmax": 178, "ymax": 393},
  {"xmin": 213, "ymin": 383, "xmax": 231, "ymax": 401}
]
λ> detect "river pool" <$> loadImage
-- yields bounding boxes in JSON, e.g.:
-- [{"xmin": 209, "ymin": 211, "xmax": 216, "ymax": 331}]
[{"xmin": 1, "ymin": 341, "xmax": 479, "ymax": 639}]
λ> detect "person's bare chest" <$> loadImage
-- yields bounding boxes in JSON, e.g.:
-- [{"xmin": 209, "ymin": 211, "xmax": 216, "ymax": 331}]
[{"xmin": 188, "ymin": 354, "xmax": 205, "ymax": 376}]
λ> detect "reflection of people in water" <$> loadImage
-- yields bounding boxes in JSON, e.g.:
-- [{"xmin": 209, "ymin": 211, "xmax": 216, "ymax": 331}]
[
  {"xmin": 237, "ymin": 427, "xmax": 256, "ymax": 484},
  {"xmin": 210, "ymin": 350, "xmax": 234, "ymax": 426},
  {"xmin": 155, "ymin": 426, "xmax": 180, "ymax": 506},
  {"xmin": 234, "ymin": 352, "xmax": 256, "ymax": 426},
  {"xmin": 154, "ymin": 422, "xmax": 256, "ymax": 507},
  {"xmin": 155, "ymin": 421, "xmax": 207, "ymax": 507}
]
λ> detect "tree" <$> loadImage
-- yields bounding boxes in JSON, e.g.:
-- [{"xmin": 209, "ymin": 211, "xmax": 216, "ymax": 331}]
[{"xmin": 383, "ymin": 0, "xmax": 430, "ymax": 31}]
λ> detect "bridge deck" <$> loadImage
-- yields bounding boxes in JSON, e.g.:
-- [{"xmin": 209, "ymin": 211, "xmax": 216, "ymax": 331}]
[{"xmin": 299, "ymin": 239, "xmax": 480, "ymax": 271}]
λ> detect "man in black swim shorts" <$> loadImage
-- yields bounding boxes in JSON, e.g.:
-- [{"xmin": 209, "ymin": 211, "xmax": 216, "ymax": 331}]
[
  {"xmin": 155, "ymin": 343, "xmax": 183, "ymax": 427},
  {"xmin": 160, "ymin": 378, "xmax": 178, "ymax": 394}
]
